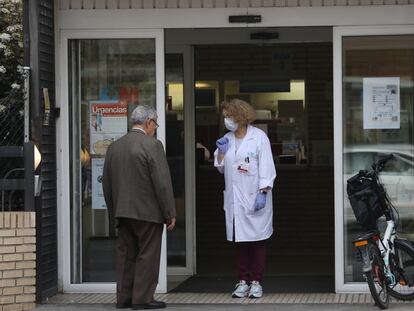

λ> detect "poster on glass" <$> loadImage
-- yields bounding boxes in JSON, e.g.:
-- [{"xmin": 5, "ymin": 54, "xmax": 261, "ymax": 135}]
[
  {"xmin": 363, "ymin": 77, "xmax": 400, "ymax": 130},
  {"xmin": 89, "ymin": 100, "xmax": 128, "ymax": 155}
]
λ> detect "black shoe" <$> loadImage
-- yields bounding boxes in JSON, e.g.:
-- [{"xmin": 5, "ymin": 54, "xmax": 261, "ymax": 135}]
[
  {"xmin": 116, "ymin": 302, "xmax": 132, "ymax": 309},
  {"xmin": 132, "ymin": 300, "xmax": 166, "ymax": 310}
]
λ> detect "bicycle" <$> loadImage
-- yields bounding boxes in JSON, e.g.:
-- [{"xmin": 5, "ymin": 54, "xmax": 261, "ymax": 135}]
[{"xmin": 347, "ymin": 154, "xmax": 414, "ymax": 309}]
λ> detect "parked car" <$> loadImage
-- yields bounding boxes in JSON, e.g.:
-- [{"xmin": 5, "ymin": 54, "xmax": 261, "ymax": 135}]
[{"xmin": 344, "ymin": 144, "xmax": 414, "ymax": 237}]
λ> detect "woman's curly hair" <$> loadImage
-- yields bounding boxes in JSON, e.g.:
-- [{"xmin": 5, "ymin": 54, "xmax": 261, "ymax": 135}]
[{"xmin": 221, "ymin": 98, "xmax": 256, "ymax": 125}]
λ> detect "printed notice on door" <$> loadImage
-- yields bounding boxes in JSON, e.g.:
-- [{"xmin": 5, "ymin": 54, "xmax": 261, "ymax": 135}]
[
  {"xmin": 90, "ymin": 100, "xmax": 128, "ymax": 155},
  {"xmin": 363, "ymin": 77, "xmax": 400, "ymax": 129},
  {"xmin": 92, "ymin": 158, "xmax": 106, "ymax": 210}
]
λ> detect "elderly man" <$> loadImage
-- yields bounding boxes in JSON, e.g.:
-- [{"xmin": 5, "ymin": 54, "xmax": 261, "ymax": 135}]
[{"xmin": 103, "ymin": 105, "xmax": 176, "ymax": 310}]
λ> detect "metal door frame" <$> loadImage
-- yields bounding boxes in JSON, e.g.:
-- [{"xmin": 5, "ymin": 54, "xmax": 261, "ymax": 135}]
[{"xmin": 57, "ymin": 28, "xmax": 167, "ymax": 293}]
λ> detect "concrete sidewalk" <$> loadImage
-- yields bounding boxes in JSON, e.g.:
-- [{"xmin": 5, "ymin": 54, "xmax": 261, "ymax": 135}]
[
  {"xmin": 31, "ymin": 293, "xmax": 414, "ymax": 310},
  {"xmin": 34, "ymin": 303, "xmax": 414, "ymax": 311}
]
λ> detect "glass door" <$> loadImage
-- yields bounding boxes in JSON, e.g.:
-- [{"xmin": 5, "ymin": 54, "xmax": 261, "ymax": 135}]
[
  {"xmin": 342, "ymin": 35, "xmax": 414, "ymax": 283},
  {"xmin": 334, "ymin": 27, "xmax": 414, "ymax": 293},
  {"xmin": 164, "ymin": 45, "xmax": 196, "ymax": 278},
  {"xmin": 165, "ymin": 54, "xmax": 187, "ymax": 269},
  {"xmin": 63, "ymin": 31, "xmax": 167, "ymax": 292}
]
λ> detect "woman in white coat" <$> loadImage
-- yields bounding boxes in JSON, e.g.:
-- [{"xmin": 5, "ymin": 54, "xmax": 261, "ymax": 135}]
[{"xmin": 214, "ymin": 99, "xmax": 276, "ymax": 299}]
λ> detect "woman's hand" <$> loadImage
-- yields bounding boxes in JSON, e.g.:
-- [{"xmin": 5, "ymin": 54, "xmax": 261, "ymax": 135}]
[
  {"xmin": 216, "ymin": 136, "xmax": 229, "ymax": 154},
  {"xmin": 254, "ymin": 192, "xmax": 267, "ymax": 211}
]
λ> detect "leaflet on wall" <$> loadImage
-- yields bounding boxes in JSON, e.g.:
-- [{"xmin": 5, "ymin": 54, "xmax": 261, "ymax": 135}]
[
  {"xmin": 91, "ymin": 158, "xmax": 106, "ymax": 210},
  {"xmin": 363, "ymin": 77, "xmax": 400, "ymax": 129},
  {"xmin": 90, "ymin": 100, "xmax": 128, "ymax": 155}
]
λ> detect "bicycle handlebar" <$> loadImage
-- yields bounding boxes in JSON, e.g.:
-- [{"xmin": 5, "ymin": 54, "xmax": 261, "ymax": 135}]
[
  {"xmin": 372, "ymin": 154, "xmax": 394, "ymax": 172},
  {"xmin": 355, "ymin": 154, "xmax": 394, "ymax": 179}
]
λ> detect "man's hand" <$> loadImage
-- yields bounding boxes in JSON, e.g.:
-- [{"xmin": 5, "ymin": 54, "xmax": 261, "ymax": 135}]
[
  {"xmin": 166, "ymin": 217, "xmax": 176, "ymax": 231},
  {"xmin": 216, "ymin": 136, "xmax": 229, "ymax": 154}
]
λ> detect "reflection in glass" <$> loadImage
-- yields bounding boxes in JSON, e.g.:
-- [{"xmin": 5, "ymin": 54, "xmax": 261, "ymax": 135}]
[
  {"xmin": 342, "ymin": 35, "xmax": 414, "ymax": 283},
  {"xmin": 69, "ymin": 39, "xmax": 156, "ymax": 283}
]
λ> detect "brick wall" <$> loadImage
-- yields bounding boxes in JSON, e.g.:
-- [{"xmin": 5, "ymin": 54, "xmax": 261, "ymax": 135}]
[{"xmin": 0, "ymin": 212, "xmax": 36, "ymax": 311}]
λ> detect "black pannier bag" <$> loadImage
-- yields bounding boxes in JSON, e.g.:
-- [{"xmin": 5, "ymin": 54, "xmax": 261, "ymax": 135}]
[{"xmin": 347, "ymin": 172, "xmax": 386, "ymax": 230}]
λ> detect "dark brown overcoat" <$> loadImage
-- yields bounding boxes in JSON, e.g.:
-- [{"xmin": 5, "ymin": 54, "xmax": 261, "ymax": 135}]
[{"xmin": 103, "ymin": 129, "xmax": 176, "ymax": 227}]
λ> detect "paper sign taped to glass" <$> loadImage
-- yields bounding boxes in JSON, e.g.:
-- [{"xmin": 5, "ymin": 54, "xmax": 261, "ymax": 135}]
[
  {"xmin": 91, "ymin": 158, "xmax": 107, "ymax": 210},
  {"xmin": 363, "ymin": 77, "xmax": 400, "ymax": 129}
]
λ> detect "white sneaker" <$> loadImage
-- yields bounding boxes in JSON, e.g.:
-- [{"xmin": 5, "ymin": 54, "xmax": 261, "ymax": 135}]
[
  {"xmin": 232, "ymin": 280, "xmax": 249, "ymax": 298},
  {"xmin": 248, "ymin": 280, "xmax": 263, "ymax": 298}
]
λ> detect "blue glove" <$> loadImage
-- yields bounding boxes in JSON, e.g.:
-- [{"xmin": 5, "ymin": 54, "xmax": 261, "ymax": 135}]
[
  {"xmin": 216, "ymin": 137, "xmax": 229, "ymax": 154},
  {"xmin": 254, "ymin": 192, "xmax": 267, "ymax": 211}
]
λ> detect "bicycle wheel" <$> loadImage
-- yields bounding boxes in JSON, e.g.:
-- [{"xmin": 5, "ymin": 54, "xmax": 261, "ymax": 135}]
[
  {"xmin": 388, "ymin": 239, "xmax": 414, "ymax": 301},
  {"xmin": 366, "ymin": 242, "xmax": 389, "ymax": 309}
]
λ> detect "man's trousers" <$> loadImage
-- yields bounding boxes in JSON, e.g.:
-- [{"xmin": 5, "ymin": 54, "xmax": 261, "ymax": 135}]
[{"xmin": 116, "ymin": 218, "xmax": 163, "ymax": 305}]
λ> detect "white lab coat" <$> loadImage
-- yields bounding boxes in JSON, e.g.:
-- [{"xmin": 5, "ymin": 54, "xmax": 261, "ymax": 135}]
[{"xmin": 214, "ymin": 125, "xmax": 277, "ymax": 242}]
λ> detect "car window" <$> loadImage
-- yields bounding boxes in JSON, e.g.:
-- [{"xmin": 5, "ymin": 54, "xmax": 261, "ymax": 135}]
[
  {"xmin": 344, "ymin": 150, "xmax": 414, "ymax": 176},
  {"xmin": 381, "ymin": 153, "xmax": 414, "ymax": 175},
  {"xmin": 344, "ymin": 151, "xmax": 376, "ymax": 174}
]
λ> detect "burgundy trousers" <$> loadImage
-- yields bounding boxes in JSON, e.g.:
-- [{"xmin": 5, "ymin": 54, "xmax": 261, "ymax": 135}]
[
  {"xmin": 235, "ymin": 240, "xmax": 267, "ymax": 283},
  {"xmin": 116, "ymin": 218, "xmax": 163, "ymax": 305}
]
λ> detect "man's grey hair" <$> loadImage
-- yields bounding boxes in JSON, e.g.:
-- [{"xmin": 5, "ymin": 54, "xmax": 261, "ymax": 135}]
[{"xmin": 131, "ymin": 105, "xmax": 158, "ymax": 125}]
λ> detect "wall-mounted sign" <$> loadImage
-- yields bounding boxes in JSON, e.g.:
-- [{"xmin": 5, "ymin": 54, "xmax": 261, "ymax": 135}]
[{"xmin": 363, "ymin": 77, "xmax": 400, "ymax": 129}]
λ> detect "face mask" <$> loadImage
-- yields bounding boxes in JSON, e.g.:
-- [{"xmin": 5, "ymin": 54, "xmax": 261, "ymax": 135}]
[{"xmin": 224, "ymin": 117, "xmax": 238, "ymax": 132}]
